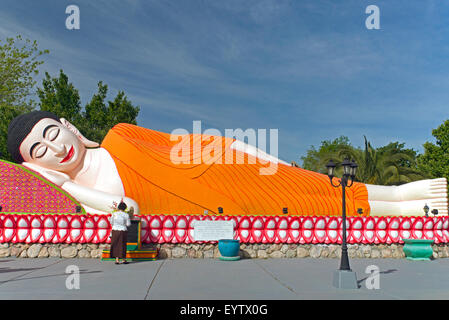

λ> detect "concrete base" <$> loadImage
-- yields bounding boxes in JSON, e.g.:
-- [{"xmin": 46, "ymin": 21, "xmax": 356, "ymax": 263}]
[{"xmin": 332, "ymin": 270, "xmax": 359, "ymax": 289}]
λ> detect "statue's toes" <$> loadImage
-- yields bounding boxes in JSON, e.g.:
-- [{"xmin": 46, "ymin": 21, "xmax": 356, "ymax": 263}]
[
  {"xmin": 430, "ymin": 198, "xmax": 448, "ymax": 215},
  {"xmin": 429, "ymin": 187, "xmax": 448, "ymax": 197},
  {"xmin": 428, "ymin": 178, "xmax": 448, "ymax": 198},
  {"xmin": 430, "ymin": 178, "xmax": 447, "ymax": 186}
]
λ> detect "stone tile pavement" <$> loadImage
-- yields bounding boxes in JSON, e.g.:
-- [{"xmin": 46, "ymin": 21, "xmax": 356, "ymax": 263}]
[{"xmin": 1, "ymin": 257, "xmax": 449, "ymax": 300}]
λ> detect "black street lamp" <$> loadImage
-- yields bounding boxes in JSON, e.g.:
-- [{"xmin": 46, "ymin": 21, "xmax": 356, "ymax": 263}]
[
  {"xmin": 423, "ymin": 204, "xmax": 429, "ymax": 217},
  {"xmin": 326, "ymin": 158, "xmax": 359, "ymax": 289}
]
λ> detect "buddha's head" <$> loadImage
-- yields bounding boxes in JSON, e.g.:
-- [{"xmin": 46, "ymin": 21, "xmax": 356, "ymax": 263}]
[{"xmin": 7, "ymin": 111, "xmax": 98, "ymax": 173}]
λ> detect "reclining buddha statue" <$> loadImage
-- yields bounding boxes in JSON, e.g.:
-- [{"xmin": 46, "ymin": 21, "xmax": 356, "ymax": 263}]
[{"xmin": 6, "ymin": 111, "xmax": 448, "ymax": 217}]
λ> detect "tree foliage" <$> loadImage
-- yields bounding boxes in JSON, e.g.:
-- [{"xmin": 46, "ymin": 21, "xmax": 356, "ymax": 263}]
[
  {"xmin": 0, "ymin": 36, "xmax": 48, "ymax": 160},
  {"xmin": 37, "ymin": 70, "xmax": 140, "ymax": 144},
  {"xmin": 38, "ymin": 70, "xmax": 83, "ymax": 124},
  {"xmin": 354, "ymin": 137, "xmax": 426, "ymax": 185},
  {"xmin": 301, "ymin": 136, "xmax": 426, "ymax": 185},
  {"xmin": 83, "ymin": 81, "xmax": 139, "ymax": 143},
  {"xmin": 417, "ymin": 120, "xmax": 449, "ymax": 181},
  {"xmin": 300, "ymin": 136, "xmax": 353, "ymax": 174}
]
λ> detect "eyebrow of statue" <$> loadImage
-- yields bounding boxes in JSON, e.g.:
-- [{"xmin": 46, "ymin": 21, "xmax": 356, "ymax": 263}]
[
  {"xmin": 29, "ymin": 142, "xmax": 40, "ymax": 158},
  {"xmin": 43, "ymin": 125, "xmax": 58, "ymax": 138}
]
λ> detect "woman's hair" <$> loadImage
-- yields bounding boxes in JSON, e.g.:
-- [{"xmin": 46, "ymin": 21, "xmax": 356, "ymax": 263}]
[
  {"xmin": 7, "ymin": 111, "xmax": 60, "ymax": 163},
  {"xmin": 118, "ymin": 201, "xmax": 127, "ymax": 211}
]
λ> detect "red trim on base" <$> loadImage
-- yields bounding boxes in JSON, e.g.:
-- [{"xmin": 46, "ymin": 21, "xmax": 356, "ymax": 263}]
[{"xmin": 1, "ymin": 214, "xmax": 448, "ymax": 244}]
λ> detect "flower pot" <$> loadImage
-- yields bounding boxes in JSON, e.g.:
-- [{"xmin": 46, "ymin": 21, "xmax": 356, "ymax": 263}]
[
  {"xmin": 402, "ymin": 239, "xmax": 434, "ymax": 261},
  {"xmin": 218, "ymin": 239, "xmax": 240, "ymax": 261}
]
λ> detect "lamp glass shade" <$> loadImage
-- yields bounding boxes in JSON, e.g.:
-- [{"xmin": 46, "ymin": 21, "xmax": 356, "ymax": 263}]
[
  {"xmin": 342, "ymin": 158, "xmax": 351, "ymax": 176},
  {"xmin": 326, "ymin": 160, "xmax": 336, "ymax": 177},
  {"xmin": 350, "ymin": 160, "xmax": 358, "ymax": 177}
]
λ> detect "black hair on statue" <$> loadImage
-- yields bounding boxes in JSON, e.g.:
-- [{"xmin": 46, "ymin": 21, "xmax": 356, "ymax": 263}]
[{"xmin": 7, "ymin": 111, "xmax": 60, "ymax": 163}]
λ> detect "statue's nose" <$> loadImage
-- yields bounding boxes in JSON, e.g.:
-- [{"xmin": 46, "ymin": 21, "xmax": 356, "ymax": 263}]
[{"xmin": 42, "ymin": 139, "xmax": 66, "ymax": 157}]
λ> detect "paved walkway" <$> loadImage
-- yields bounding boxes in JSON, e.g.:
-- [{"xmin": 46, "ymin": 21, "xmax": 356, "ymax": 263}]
[{"xmin": 0, "ymin": 257, "xmax": 448, "ymax": 300}]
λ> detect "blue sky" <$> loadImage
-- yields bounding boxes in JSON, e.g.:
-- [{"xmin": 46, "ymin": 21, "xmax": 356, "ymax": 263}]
[{"xmin": 1, "ymin": 0, "xmax": 449, "ymax": 163}]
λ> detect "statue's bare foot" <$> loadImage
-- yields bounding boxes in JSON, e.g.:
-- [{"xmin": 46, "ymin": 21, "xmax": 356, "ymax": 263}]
[
  {"xmin": 367, "ymin": 178, "xmax": 448, "ymax": 216},
  {"xmin": 396, "ymin": 178, "xmax": 447, "ymax": 201}
]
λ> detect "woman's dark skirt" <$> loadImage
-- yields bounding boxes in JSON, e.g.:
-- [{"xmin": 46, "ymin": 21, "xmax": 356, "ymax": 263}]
[{"xmin": 110, "ymin": 230, "xmax": 128, "ymax": 259}]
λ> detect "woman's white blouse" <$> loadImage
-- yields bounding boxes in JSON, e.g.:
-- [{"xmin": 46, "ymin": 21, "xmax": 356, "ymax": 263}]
[{"xmin": 109, "ymin": 211, "xmax": 131, "ymax": 231}]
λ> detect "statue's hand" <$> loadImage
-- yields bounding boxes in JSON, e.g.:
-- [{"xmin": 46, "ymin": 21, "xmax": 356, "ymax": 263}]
[{"xmin": 22, "ymin": 162, "xmax": 71, "ymax": 187}]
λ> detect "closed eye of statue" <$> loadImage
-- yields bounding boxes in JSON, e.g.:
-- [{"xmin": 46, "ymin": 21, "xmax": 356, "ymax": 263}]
[
  {"xmin": 34, "ymin": 144, "xmax": 48, "ymax": 159},
  {"xmin": 45, "ymin": 126, "xmax": 60, "ymax": 141}
]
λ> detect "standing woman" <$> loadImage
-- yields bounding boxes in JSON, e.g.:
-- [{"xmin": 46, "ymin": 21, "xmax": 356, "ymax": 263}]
[{"xmin": 109, "ymin": 201, "xmax": 131, "ymax": 264}]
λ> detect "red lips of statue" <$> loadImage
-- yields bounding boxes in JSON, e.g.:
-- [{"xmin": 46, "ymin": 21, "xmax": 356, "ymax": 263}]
[{"xmin": 60, "ymin": 146, "xmax": 74, "ymax": 163}]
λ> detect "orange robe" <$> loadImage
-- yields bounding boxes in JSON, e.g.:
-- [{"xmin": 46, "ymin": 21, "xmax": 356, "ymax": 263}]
[{"xmin": 101, "ymin": 123, "xmax": 370, "ymax": 217}]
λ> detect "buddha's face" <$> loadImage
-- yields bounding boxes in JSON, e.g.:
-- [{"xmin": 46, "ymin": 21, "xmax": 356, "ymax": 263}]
[{"xmin": 19, "ymin": 118, "xmax": 86, "ymax": 173}]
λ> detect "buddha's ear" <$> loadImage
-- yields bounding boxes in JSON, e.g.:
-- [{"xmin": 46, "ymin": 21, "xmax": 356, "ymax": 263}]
[{"xmin": 60, "ymin": 118, "xmax": 100, "ymax": 148}]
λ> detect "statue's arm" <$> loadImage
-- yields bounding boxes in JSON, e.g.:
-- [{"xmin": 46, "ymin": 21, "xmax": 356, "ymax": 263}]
[
  {"xmin": 22, "ymin": 162, "xmax": 139, "ymax": 214},
  {"xmin": 61, "ymin": 181, "xmax": 140, "ymax": 214}
]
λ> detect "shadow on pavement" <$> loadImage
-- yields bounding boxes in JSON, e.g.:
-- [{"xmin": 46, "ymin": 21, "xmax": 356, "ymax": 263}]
[
  {"xmin": 0, "ymin": 269, "xmax": 102, "ymax": 283},
  {"xmin": 0, "ymin": 267, "xmax": 44, "ymax": 274},
  {"xmin": 357, "ymin": 268, "xmax": 398, "ymax": 285}
]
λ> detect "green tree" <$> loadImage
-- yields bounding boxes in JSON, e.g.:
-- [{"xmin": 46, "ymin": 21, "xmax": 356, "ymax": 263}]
[
  {"xmin": 301, "ymin": 135, "xmax": 425, "ymax": 185},
  {"xmin": 37, "ymin": 70, "xmax": 140, "ymax": 144},
  {"xmin": 353, "ymin": 137, "xmax": 425, "ymax": 185},
  {"xmin": 417, "ymin": 119, "xmax": 449, "ymax": 180},
  {"xmin": 377, "ymin": 142, "xmax": 421, "ymax": 170},
  {"xmin": 37, "ymin": 70, "xmax": 83, "ymax": 124},
  {"xmin": 0, "ymin": 36, "xmax": 48, "ymax": 160},
  {"xmin": 82, "ymin": 81, "xmax": 109, "ymax": 142},
  {"xmin": 301, "ymin": 136, "xmax": 354, "ymax": 173},
  {"xmin": 83, "ymin": 81, "xmax": 139, "ymax": 143}
]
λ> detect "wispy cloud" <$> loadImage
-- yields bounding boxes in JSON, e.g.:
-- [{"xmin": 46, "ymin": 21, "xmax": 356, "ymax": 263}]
[{"xmin": 1, "ymin": 0, "xmax": 449, "ymax": 161}]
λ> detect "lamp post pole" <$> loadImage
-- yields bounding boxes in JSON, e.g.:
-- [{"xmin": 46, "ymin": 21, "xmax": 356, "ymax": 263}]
[
  {"xmin": 340, "ymin": 175, "xmax": 350, "ymax": 271},
  {"xmin": 326, "ymin": 158, "xmax": 359, "ymax": 288},
  {"xmin": 424, "ymin": 204, "xmax": 429, "ymax": 217}
]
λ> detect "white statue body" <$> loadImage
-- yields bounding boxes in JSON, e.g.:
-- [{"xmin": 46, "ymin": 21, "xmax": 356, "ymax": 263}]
[{"xmin": 17, "ymin": 117, "xmax": 448, "ymax": 216}]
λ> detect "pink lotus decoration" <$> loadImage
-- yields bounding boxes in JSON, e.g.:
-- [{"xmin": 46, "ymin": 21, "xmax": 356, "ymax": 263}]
[{"xmin": 0, "ymin": 160, "xmax": 81, "ymax": 214}]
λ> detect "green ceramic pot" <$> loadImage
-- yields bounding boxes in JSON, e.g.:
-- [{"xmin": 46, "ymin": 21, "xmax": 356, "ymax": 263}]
[
  {"xmin": 218, "ymin": 239, "xmax": 241, "ymax": 261},
  {"xmin": 402, "ymin": 239, "xmax": 434, "ymax": 261}
]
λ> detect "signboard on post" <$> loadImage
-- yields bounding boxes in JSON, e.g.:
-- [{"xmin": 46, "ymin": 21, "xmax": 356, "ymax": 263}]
[{"xmin": 193, "ymin": 220, "xmax": 234, "ymax": 241}]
